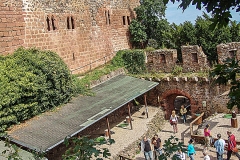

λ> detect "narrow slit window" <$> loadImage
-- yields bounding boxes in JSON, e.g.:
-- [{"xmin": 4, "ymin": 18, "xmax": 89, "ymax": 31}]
[
  {"xmin": 108, "ymin": 10, "xmax": 110, "ymax": 25},
  {"xmin": 105, "ymin": 11, "xmax": 108, "ymax": 25},
  {"xmin": 192, "ymin": 53, "xmax": 198, "ymax": 62},
  {"xmin": 72, "ymin": 53, "xmax": 75, "ymax": 60},
  {"xmin": 51, "ymin": 16, "xmax": 56, "ymax": 30},
  {"xmin": 127, "ymin": 16, "xmax": 130, "ymax": 25},
  {"xmin": 71, "ymin": 16, "xmax": 75, "ymax": 29},
  {"xmin": 160, "ymin": 54, "xmax": 166, "ymax": 63},
  {"xmin": 67, "ymin": 17, "xmax": 70, "ymax": 29},
  {"xmin": 123, "ymin": 16, "xmax": 126, "ymax": 25},
  {"xmin": 46, "ymin": 16, "xmax": 51, "ymax": 31}
]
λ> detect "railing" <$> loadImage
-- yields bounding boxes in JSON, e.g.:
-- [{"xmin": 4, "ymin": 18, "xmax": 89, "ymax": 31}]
[
  {"xmin": 189, "ymin": 112, "xmax": 204, "ymax": 135},
  {"xmin": 190, "ymin": 112, "xmax": 240, "ymax": 145}
]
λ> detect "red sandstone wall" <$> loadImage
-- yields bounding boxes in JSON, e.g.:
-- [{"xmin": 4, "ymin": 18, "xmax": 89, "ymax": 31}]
[
  {"xmin": 0, "ymin": 0, "xmax": 139, "ymax": 74},
  {"xmin": 0, "ymin": 1, "xmax": 25, "ymax": 55},
  {"xmin": 138, "ymin": 77, "xmax": 231, "ymax": 119}
]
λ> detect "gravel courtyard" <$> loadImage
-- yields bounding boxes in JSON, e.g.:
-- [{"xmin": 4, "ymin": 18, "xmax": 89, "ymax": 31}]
[{"xmin": 102, "ymin": 106, "xmax": 240, "ymax": 160}]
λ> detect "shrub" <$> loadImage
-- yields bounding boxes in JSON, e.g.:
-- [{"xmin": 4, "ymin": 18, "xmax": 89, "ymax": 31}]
[
  {"xmin": 122, "ymin": 49, "xmax": 146, "ymax": 74},
  {"xmin": 0, "ymin": 48, "xmax": 75, "ymax": 131}
]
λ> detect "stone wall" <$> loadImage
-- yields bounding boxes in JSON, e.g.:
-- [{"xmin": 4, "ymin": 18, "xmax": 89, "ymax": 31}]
[
  {"xmin": 0, "ymin": 1, "xmax": 25, "ymax": 55},
  {"xmin": 181, "ymin": 45, "xmax": 209, "ymax": 72},
  {"xmin": 146, "ymin": 49, "xmax": 178, "ymax": 72},
  {"xmin": 217, "ymin": 42, "xmax": 240, "ymax": 64},
  {"xmin": 0, "ymin": 0, "xmax": 139, "ymax": 74},
  {"xmin": 137, "ymin": 77, "xmax": 231, "ymax": 119}
]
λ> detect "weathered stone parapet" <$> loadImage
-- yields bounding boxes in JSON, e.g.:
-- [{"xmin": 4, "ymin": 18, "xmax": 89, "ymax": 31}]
[
  {"xmin": 181, "ymin": 45, "xmax": 209, "ymax": 72},
  {"xmin": 146, "ymin": 49, "xmax": 177, "ymax": 73},
  {"xmin": 217, "ymin": 42, "xmax": 240, "ymax": 64}
]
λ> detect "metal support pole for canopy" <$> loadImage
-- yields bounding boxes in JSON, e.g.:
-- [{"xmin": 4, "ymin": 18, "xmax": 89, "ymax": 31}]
[
  {"xmin": 127, "ymin": 103, "xmax": 133, "ymax": 130},
  {"xmin": 144, "ymin": 94, "xmax": 149, "ymax": 118},
  {"xmin": 106, "ymin": 116, "xmax": 111, "ymax": 139}
]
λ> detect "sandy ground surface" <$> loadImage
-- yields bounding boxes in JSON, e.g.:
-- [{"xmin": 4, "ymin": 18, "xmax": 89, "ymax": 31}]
[{"xmin": 104, "ymin": 106, "xmax": 240, "ymax": 160}]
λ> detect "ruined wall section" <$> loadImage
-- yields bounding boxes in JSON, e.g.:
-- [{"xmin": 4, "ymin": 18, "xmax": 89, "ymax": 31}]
[
  {"xmin": 0, "ymin": 1, "xmax": 25, "ymax": 55},
  {"xmin": 138, "ymin": 77, "xmax": 231, "ymax": 119},
  {"xmin": 181, "ymin": 45, "xmax": 209, "ymax": 72},
  {"xmin": 217, "ymin": 42, "xmax": 240, "ymax": 64},
  {"xmin": 146, "ymin": 49, "xmax": 177, "ymax": 72}
]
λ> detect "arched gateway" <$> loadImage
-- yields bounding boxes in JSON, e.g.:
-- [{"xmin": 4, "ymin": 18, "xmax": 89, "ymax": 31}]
[{"xmin": 159, "ymin": 89, "xmax": 198, "ymax": 120}]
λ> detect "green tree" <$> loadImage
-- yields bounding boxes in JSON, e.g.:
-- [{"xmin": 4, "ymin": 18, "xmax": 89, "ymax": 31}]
[
  {"xmin": 155, "ymin": 19, "xmax": 173, "ymax": 49},
  {"xmin": 129, "ymin": 20, "xmax": 147, "ymax": 48},
  {"xmin": 163, "ymin": 0, "xmax": 240, "ymax": 28},
  {"xmin": 229, "ymin": 21, "xmax": 240, "ymax": 42},
  {"xmin": 179, "ymin": 21, "xmax": 197, "ymax": 46},
  {"xmin": 133, "ymin": 0, "xmax": 166, "ymax": 41},
  {"xmin": 195, "ymin": 14, "xmax": 232, "ymax": 64}
]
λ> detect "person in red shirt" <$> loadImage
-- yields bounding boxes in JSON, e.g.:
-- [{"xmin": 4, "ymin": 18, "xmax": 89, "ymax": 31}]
[{"xmin": 226, "ymin": 131, "xmax": 240, "ymax": 160}]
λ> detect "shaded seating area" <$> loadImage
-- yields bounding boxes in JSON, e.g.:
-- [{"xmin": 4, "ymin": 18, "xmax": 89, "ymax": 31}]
[{"xmin": 5, "ymin": 75, "xmax": 158, "ymax": 158}]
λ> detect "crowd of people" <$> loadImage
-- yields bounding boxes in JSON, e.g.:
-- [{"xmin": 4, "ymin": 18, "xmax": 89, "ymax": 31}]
[{"xmin": 138, "ymin": 108, "xmax": 240, "ymax": 160}]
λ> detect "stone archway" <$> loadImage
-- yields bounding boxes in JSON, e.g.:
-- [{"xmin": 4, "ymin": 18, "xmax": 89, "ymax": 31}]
[{"xmin": 159, "ymin": 89, "xmax": 198, "ymax": 120}]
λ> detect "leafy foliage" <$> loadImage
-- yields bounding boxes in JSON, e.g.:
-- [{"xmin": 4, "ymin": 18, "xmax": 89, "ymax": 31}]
[
  {"xmin": 62, "ymin": 136, "xmax": 114, "ymax": 160},
  {"xmin": 0, "ymin": 48, "xmax": 79, "ymax": 131},
  {"xmin": 129, "ymin": 20, "xmax": 147, "ymax": 48},
  {"xmin": 122, "ymin": 50, "xmax": 146, "ymax": 74},
  {"xmin": 195, "ymin": 14, "xmax": 232, "ymax": 64},
  {"xmin": 159, "ymin": 136, "xmax": 187, "ymax": 160},
  {"xmin": 163, "ymin": 0, "xmax": 240, "ymax": 28},
  {"xmin": 135, "ymin": 0, "xmax": 166, "ymax": 39},
  {"xmin": 210, "ymin": 58, "xmax": 240, "ymax": 109}
]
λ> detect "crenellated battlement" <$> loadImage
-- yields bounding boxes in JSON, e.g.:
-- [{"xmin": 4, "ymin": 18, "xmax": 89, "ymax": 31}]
[{"xmin": 146, "ymin": 42, "xmax": 240, "ymax": 73}]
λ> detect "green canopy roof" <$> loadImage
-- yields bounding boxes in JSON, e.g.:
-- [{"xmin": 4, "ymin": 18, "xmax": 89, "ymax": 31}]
[{"xmin": 8, "ymin": 75, "xmax": 158, "ymax": 152}]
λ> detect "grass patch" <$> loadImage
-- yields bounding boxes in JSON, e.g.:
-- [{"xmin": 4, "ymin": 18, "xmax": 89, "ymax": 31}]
[
  {"xmin": 223, "ymin": 114, "xmax": 232, "ymax": 119},
  {"xmin": 117, "ymin": 123, "xmax": 129, "ymax": 128}
]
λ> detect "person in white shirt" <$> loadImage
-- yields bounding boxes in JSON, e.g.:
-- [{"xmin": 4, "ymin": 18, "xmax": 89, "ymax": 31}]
[
  {"xmin": 170, "ymin": 110, "xmax": 178, "ymax": 133},
  {"xmin": 176, "ymin": 149, "xmax": 186, "ymax": 160},
  {"xmin": 203, "ymin": 150, "xmax": 210, "ymax": 160}
]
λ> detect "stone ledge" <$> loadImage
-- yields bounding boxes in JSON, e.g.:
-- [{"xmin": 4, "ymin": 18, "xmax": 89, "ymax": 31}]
[{"xmin": 90, "ymin": 68, "xmax": 126, "ymax": 88}]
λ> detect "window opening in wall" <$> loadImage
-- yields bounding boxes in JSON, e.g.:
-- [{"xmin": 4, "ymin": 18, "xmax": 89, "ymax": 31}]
[
  {"xmin": 67, "ymin": 17, "xmax": 70, "ymax": 29},
  {"xmin": 108, "ymin": 10, "xmax": 110, "ymax": 25},
  {"xmin": 105, "ymin": 11, "xmax": 107, "ymax": 24},
  {"xmin": 71, "ymin": 16, "xmax": 75, "ymax": 29},
  {"xmin": 72, "ymin": 53, "xmax": 75, "ymax": 61},
  {"xmin": 160, "ymin": 54, "xmax": 166, "ymax": 63},
  {"xmin": 105, "ymin": 10, "xmax": 110, "ymax": 25},
  {"xmin": 229, "ymin": 50, "xmax": 236, "ymax": 59},
  {"xmin": 191, "ymin": 53, "xmax": 198, "ymax": 62},
  {"xmin": 46, "ymin": 16, "xmax": 51, "ymax": 31},
  {"xmin": 127, "ymin": 16, "xmax": 130, "ymax": 25},
  {"xmin": 123, "ymin": 16, "xmax": 126, "ymax": 25},
  {"xmin": 51, "ymin": 16, "xmax": 56, "ymax": 30}
]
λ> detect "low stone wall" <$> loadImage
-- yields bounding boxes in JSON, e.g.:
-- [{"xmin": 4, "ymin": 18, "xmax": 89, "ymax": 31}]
[{"xmin": 112, "ymin": 108, "xmax": 166, "ymax": 159}]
